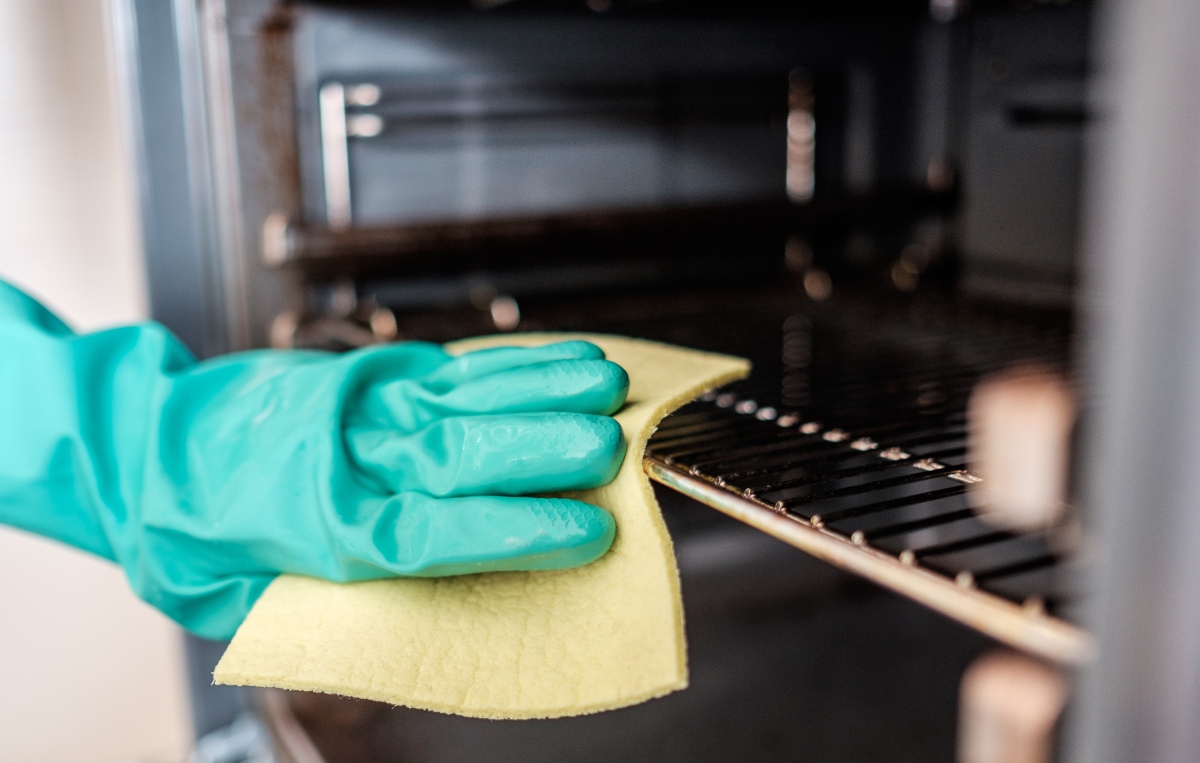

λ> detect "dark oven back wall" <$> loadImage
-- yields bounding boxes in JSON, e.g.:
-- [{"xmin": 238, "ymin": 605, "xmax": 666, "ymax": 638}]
[
  {"xmin": 286, "ymin": 6, "xmax": 1089, "ymax": 322},
  {"xmin": 127, "ymin": 1, "xmax": 1089, "ymax": 357},
  {"xmin": 291, "ymin": 8, "xmax": 927, "ymax": 232}
]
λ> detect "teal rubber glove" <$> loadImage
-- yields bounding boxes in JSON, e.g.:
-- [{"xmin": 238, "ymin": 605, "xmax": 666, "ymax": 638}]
[{"xmin": 0, "ymin": 281, "xmax": 627, "ymax": 640}]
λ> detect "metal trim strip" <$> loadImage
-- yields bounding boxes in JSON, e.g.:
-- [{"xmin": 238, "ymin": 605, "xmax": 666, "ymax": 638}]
[{"xmin": 644, "ymin": 456, "xmax": 1096, "ymax": 665}]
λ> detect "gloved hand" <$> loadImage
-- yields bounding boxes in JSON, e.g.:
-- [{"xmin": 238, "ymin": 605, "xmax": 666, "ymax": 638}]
[{"xmin": 0, "ymin": 281, "xmax": 627, "ymax": 640}]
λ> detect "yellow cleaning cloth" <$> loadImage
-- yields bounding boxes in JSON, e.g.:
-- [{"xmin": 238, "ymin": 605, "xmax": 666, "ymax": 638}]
[{"xmin": 213, "ymin": 334, "xmax": 749, "ymax": 719}]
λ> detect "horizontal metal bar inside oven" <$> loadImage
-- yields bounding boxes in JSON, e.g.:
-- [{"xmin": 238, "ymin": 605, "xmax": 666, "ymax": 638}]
[
  {"xmin": 261, "ymin": 202, "xmax": 793, "ymax": 273},
  {"xmin": 643, "ymin": 456, "xmax": 1096, "ymax": 665}
]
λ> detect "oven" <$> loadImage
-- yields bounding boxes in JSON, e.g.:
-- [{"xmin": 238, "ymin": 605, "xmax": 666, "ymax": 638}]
[{"xmin": 111, "ymin": 1, "xmax": 1200, "ymax": 761}]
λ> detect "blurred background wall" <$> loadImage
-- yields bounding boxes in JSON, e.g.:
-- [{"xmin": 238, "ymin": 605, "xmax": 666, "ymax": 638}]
[{"xmin": 0, "ymin": 1, "xmax": 190, "ymax": 761}]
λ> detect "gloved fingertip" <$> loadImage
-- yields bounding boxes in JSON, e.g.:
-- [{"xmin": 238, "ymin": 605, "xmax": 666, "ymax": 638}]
[
  {"xmin": 590, "ymin": 412, "xmax": 624, "ymax": 450},
  {"xmin": 567, "ymin": 501, "xmax": 617, "ymax": 566},
  {"xmin": 594, "ymin": 360, "xmax": 630, "ymax": 415},
  {"xmin": 525, "ymin": 498, "xmax": 616, "ymax": 569},
  {"xmin": 575, "ymin": 414, "xmax": 626, "ymax": 487},
  {"xmin": 601, "ymin": 426, "xmax": 628, "ymax": 485},
  {"xmin": 543, "ymin": 340, "xmax": 606, "ymax": 361}
]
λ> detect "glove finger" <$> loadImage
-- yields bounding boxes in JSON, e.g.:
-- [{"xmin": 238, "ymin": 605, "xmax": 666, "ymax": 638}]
[
  {"xmin": 350, "ymin": 412, "xmax": 625, "ymax": 496},
  {"xmin": 361, "ymin": 495, "xmax": 616, "ymax": 576},
  {"xmin": 437, "ymin": 359, "xmax": 629, "ymax": 416},
  {"xmin": 361, "ymin": 358, "xmax": 629, "ymax": 431},
  {"xmin": 422, "ymin": 341, "xmax": 606, "ymax": 392}
]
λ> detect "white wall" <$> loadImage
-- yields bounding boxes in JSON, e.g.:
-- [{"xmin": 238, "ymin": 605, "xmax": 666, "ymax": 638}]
[{"xmin": 0, "ymin": 1, "xmax": 191, "ymax": 762}]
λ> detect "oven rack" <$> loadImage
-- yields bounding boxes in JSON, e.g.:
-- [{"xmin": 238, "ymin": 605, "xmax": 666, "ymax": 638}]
[{"xmin": 644, "ymin": 388, "xmax": 1096, "ymax": 665}]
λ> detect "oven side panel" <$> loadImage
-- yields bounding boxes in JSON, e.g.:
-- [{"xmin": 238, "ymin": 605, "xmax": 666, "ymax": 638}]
[{"xmin": 1074, "ymin": 0, "xmax": 1200, "ymax": 761}]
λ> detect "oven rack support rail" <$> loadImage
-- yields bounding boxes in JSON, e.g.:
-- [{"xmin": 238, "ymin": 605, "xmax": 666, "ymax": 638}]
[{"xmin": 644, "ymin": 457, "xmax": 1097, "ymax": 666}]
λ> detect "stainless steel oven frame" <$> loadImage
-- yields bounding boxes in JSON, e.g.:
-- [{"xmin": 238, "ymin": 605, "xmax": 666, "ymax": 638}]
[{"xmin": 110, "ymin": 1, "xmax": 1200, "ymax": 761}]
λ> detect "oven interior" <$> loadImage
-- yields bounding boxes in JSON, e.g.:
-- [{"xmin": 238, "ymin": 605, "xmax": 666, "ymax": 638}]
[{"xmin": 124, "ymin": 2, "xmax": 1095, "ymax": 761}]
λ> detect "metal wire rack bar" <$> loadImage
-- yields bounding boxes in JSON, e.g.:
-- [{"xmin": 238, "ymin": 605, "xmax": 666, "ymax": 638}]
[
  {"xmin": 642, "ymin": 296, "xmax": 1091, "ymax": 665},
  {"xmin": 644, "ymin": 456, "xmax": 1094, "ymax": 664}
]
